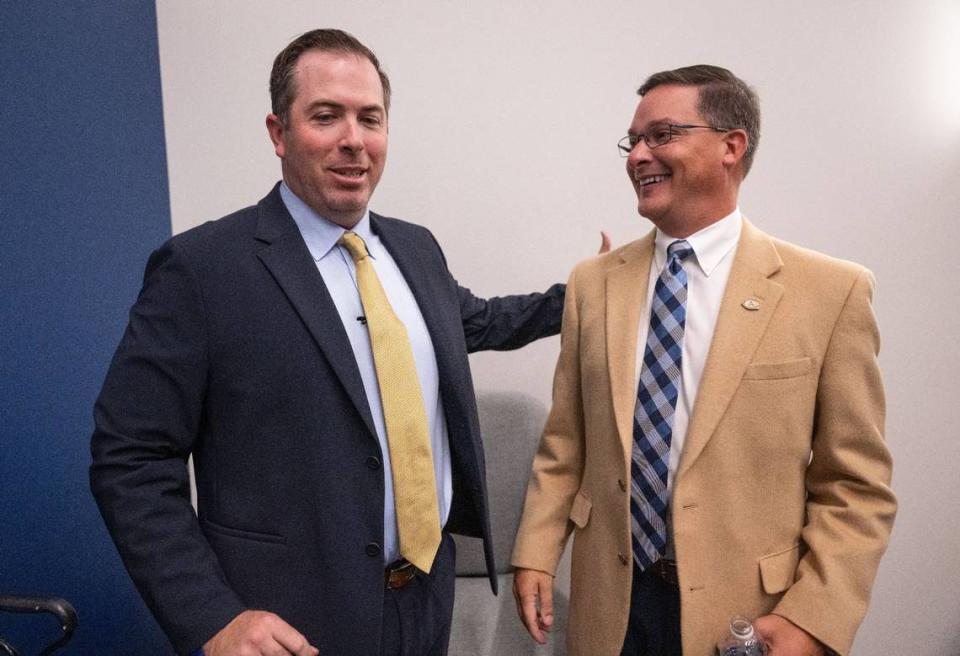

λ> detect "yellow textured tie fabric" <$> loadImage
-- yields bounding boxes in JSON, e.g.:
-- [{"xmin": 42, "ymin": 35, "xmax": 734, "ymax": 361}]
[{"xmin": 338, "ymin": 231, "xmax": 442, "ymax": 573}]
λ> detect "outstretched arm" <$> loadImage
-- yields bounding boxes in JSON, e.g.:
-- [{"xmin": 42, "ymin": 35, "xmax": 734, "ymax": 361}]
[{"xmin": 458, "ymin": 231, "xmax": 610, "ymax": 352}]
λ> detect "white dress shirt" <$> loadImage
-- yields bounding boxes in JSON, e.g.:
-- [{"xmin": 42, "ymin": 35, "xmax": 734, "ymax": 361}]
[
  {"xmin": 633, "ymin": 209, "xmax": 742, "ymax": 555},
  {"xmin": 280, "ymin": 183, "xmax": 453, "ymax": 565}
]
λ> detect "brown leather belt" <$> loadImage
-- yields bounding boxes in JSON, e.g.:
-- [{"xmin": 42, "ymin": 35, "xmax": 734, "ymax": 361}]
[
  {"xmin": 385, "ymin": 559, "xmax": 417, "ymax": 590},
  {"xmin": 646, "ymin": 558, "xmax": 679, "ymax": 587}
]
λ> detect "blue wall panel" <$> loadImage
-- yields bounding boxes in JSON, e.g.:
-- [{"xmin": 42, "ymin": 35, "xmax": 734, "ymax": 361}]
[{"xmin": 1, "ymin": 2, "xmax": 173, "ymax": 652}]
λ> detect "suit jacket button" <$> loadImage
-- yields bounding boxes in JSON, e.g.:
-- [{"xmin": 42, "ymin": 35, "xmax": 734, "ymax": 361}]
[
  {"xmin": 366, "ymin": 456, "xmax": 381, "ymax": 470},
  {"xmin": 618, "ymin": 553, "xmax": 629, "ymax": 566},
  {"xmin": 618, "ymin": 478, "xmax": 627, "ymax": 492},
  {"xmin": 366, "ymin": 542, "xmax": 381, "ymax": 557}
]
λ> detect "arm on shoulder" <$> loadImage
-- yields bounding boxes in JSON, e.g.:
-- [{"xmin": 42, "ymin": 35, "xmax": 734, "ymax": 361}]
[{"xmin": 455, "ymin": 231, "xmax": 610, "ymax": 352}]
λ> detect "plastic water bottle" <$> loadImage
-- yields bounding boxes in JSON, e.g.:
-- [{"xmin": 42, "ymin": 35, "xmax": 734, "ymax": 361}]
[{"xmin": 716, "ymin": 615, "xmax": 767, "ymax": 656}]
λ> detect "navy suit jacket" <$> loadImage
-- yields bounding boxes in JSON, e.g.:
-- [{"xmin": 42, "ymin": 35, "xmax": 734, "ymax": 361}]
[{"xmin": 90, "ymin": 184, "xmax": 563, "ymax": 655}]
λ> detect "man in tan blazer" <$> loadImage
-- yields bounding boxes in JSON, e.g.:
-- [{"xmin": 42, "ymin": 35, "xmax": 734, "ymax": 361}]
[{"xmin": 511, "ymin": 65, "xmax": 896, "ymax": 656}]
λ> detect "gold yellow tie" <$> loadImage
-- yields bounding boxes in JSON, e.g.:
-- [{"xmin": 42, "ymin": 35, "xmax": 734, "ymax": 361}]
[{"xmin": 338, "ymin": 231, "xmax": 442, "ymax": 573}]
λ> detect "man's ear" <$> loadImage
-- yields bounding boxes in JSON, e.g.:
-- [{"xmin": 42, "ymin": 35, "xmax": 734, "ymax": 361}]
[
  {"xmin": 722, "ymin": 128, "xmax": 748, "ymax": 171},
  {"xmin": 266, "ymin": 113, "xmax": 286, "ymax": 158}
]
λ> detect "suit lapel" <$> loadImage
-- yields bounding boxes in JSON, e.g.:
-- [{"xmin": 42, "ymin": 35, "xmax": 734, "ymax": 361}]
[
  {"xmin": 607, "ymin": 232, "xmax": 656, "ymax": 460},
  {"xmin": 372, "ymin": 216, "xmax": 455, "ymax": 356},
  {"xmin": 677, "ymin": 218, "xmax": 784, "ymax": 476},
  {"xmin": 253, "ymin": 188, "xmax": 377, "ymax": 438},
  {"xmin": 374, "ymin": 216, "xmax": 491, "ymax": 490}
]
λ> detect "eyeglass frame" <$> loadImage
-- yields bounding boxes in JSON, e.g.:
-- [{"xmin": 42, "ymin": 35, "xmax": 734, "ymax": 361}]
[{"xmin": 617, "ymin": 123, "xmax": 737, "ymax": 157}]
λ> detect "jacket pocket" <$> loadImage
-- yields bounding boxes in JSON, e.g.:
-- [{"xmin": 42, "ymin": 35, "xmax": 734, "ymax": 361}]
[
  {"xmin": 569, "ymin": 492, "xmax": 592, "ymax": 529},
  {"xmin": 201, "ymin": 517, "xmax": 286, "ymax": 545},
  {"xmin": 758, "ymin": 544, "xmax": 801, "ymax": 594},
  {"xmin": 743, "ymin": 357, "xmax": 813, "ymax": 380}
]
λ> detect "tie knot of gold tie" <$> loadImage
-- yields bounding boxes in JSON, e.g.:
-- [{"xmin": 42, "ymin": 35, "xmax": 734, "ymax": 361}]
[{"xmin": 338, "ymin": 231, "xmax": 369, "ymax": 263}]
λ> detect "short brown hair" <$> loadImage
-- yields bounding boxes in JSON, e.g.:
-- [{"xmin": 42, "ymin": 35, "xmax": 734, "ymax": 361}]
[
  {"xmin": 270, "ymin": 28, "xmax": 392, "ymax": 122},
  {"xmin": 638, "ymin": 65, "xmax": 760, "ymax": 176}
]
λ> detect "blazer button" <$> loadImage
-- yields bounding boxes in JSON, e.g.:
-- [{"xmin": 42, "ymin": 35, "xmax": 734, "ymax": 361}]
[
  {"xmin": 618, "ymin": 553, "xmax": 629, "ymax": 566},
  {"xmin": 366, "ymin": 456, "xmax": 381, "ymax": 470},
  {"xmin": 618, "ymin": 478, "xmax": 627, "ymax": 492},
  {"xmin": 365, "ymin": 542, "xmax": 381, "ymax": 558}
]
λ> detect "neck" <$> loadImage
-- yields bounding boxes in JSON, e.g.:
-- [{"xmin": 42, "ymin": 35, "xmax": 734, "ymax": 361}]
[
  {"xmin": 281, "ymin": 177, "xmax": 366, "ymax": 229},
  {"xmin": 328, "ymin": 213, "xmax": 363, "ymax": 230},
  {"xmin": 651, "ymin": 192, "xmax": 739, "ymax": 238},
  {"xmin": 655, "ymin": 212, "xmax": 729, "ymax": 238}
]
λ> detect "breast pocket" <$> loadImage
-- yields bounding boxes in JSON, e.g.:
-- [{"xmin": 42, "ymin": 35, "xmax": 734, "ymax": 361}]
[{"xmin": 742, "ymin": 356, "xmax": 813, "ymax": 381}]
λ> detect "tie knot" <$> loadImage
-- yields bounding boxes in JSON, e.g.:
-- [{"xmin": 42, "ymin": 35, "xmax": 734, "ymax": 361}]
[
  {"xmin": 665, "ymin": 240, "xmax": 693, "ymax": 276},
  {"xmin": 339, "ymin": 231, "xmax": 369, "ymax": 263},
  {"xmin": 666, "ymin": 240, "xmax": 693, "ymax": 263}
]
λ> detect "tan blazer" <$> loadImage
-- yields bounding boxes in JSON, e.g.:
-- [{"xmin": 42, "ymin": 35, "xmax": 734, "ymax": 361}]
[{"xmin": 512, "ymin": 219, "xmax": 896, "ymax": 656}]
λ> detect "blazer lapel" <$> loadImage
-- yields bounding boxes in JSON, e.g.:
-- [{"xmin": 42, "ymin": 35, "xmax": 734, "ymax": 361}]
[
  {"xmin": 607, "ymin": 232, "xmax": 656, "ymax": 460},
  {"xmin": 253, "ymin": 188, "xmax": 377, "ymax": 438},
  {"xmin": 677, "ymin": 218, "xmax": 784, "ymax": 476}
]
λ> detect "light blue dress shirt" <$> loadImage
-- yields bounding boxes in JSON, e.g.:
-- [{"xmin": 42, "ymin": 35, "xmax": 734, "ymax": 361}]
[{"xmin": 279, "ymin": 183, "xmax": 453, "ymax": 566}]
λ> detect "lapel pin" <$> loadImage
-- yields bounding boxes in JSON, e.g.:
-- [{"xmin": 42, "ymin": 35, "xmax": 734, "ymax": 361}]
[{"xmin": 742, "ymin": 298, "xmax": 761, "ymax": 311}]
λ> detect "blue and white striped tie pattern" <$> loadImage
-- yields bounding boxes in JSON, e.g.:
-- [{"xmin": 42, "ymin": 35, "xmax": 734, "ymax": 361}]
[{"xmin": 630, "ymin": 239, "xmax": 694, "ymax": 570}]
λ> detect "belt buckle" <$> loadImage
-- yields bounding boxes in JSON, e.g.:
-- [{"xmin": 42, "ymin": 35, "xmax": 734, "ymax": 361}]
[
  {"xmin": 385, "ymin": 559, "xmax": 417, "ymax": 590},
  {"xmin": 654, "ymin": 558, "xmax": 679, "ymax": 586}
]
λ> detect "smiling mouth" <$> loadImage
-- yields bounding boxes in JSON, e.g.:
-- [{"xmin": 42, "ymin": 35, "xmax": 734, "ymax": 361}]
[
  {"xmin": 635, "ymin": 173, "xmax": 670, "ymax": 186},
  {"xmin": 330, "ymin": 167, "xmax": 366, "ymax": 178}
]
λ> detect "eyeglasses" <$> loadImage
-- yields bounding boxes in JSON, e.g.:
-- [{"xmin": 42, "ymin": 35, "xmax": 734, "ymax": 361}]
[{"xmin": 617, "ymin": 123, "xmax": 734, "ymax": 157}]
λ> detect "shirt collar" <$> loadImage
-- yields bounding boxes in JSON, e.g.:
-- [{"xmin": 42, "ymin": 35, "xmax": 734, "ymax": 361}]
[
  {"xmin": 654, "ymin": 207, "xmax": 742, "ymax": 277},
  {"xmin": 279, "ymin": 181, "xmax": 377, "ymax": 262}
]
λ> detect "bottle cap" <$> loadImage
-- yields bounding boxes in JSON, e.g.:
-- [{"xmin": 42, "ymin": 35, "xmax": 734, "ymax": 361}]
[{"xmin": 730, "ymin": 616, "xmax": 755, "ymax": 641}]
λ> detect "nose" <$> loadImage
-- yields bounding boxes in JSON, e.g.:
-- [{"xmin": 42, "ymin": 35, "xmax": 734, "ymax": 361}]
[
  {"xmin": 626, "ymin": 141, "xmax": 652, "ymax": 181},
  {"xmin": 626, "ymin": 139, "xmax": 653, "ymax": 167},
  {"xmin": 339, "ymin": 117, "xmax": 364, "ymax": 152}
]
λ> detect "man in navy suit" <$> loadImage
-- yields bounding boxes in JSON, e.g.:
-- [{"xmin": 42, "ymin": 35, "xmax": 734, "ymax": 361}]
[{"xmin": 91, "ymin": 29, "xmax": 570, "ymax": 656}]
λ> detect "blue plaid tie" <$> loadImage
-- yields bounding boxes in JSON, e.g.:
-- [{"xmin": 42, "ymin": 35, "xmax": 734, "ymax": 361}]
[{"xmin": 630, "ymin": 239, "xmax": 694, "ymax": 569}]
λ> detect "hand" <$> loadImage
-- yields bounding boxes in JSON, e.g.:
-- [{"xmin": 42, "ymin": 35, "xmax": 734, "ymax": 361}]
[
  {"xmin": 753, "ymin": 614, "xmax": 824, "ymax": 656},
  {"xmin": 598, "ymin": 230, "xmax": 612, "ymax": 254},
  {"xmin": 512, "ymin": 567, "xmax": 555, "ymax": 644},
  {"xmin": 203, "ymin": 610, "xmax": 319, "ymax": 656}
]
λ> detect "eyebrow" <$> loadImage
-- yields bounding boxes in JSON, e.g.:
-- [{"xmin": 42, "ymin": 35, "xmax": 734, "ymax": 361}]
[
  {"xmin": 629, "ymin": 118, "xmax": 676, "ymax": 135},
  {"xmin": 303, "ymin": 100, "xmax": 385, "ymax": 114}
]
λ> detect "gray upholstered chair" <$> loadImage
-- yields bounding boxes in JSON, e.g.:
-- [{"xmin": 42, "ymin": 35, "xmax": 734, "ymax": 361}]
[{"xmin": 449, "ymin": 390, "xmax": 569, "ymax": 655}]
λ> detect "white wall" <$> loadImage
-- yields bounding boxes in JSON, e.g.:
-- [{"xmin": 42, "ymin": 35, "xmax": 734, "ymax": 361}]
[{"xmin": 157, "ymin": 1, "xmax": 960, "ymax": 653}]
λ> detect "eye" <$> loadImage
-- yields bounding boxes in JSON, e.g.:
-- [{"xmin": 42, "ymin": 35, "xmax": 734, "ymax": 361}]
[
  {"xmin": 360, "ymin": 114, "xmax": 384, "ymax": 127},
  {"xmin": 650, "ymin": 126, "xmax": 674, "ymax": 145},
  {"xmin": 311, "ymin": 112, "xmax": 336, "ymax": 124}
]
